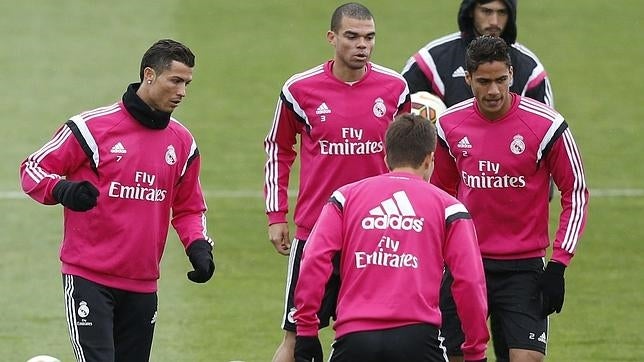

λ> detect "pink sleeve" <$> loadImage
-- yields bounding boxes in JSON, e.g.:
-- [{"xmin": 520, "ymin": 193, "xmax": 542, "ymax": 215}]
[
  {"xmin": 443, "ymin": 211, "xmax": 489, "ymax": 361},
  {"xmin": 171, "ymin": 145, "xmax": 210, "ymax": 247},
  {"xmin": 413, "ymin": 53, "xmax": 443, "ymax": 98},
  {"xmin": 20, "ymin": 124, "xmax": 87, "ymax": 205},
  {"xmin": 400, "ymin": 98, "xmax": 412, "ymax": 115},
  {"xmin": 264, "ymin": 100, "xmax": 300, "ymax": 225},
  {"xmin": 294, "ymin": 201, "xmax": 343, "ymax": 336},
  {"xmin": 430, "ymin": 135, "xmax": 459, "ymax": 197},
  {"xmin": 546, "ymin": 129, "xmax": 589, "ymax": 265}
]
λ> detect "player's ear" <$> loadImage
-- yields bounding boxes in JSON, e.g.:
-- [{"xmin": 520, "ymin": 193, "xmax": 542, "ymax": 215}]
[
  {"xmin": 327, "ymin": 30, "xmax": 336, "ymax": 46},
  {"xmin": 143, "ymin": 67, "xmax": 156, "ymax": 84},
  {"xmin": 423, "ymin": 152, "xmax": 435, "ymax": 181},
  {"xmin": 465, "ymin": 71, "xmax": 472, "ymax": 86},
  {"xmin": 384, "ymin": 154, "xmax": 393, "ymax": 171}
]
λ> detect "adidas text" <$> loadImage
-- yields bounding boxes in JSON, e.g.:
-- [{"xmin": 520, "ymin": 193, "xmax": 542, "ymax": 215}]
[{"xmin": 361, "ymin": 215, "xmax": 424, "ymax": 232}]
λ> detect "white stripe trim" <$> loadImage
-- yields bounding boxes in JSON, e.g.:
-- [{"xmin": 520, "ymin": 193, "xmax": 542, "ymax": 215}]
[
  {"xmin": 280, "ymin": 238, "xmax": 300, "ymax": 329},
  {"xmin": 69, "ymin": 115, "xmax": 100, "ymax": 167},
  {"xmin": 445, "ymin": 203, "xmax": 468, "ymax": 220},
  {"xmin": 79, "ymin": 102, "xmax": 120, "ymax": 119},
  {"xmin": 370, "ymin": 62, "xmax": 412, "ymax": 109},
  {"xmin": 264, "ymin": 98, "xmax": 286, "ymax": 212},
  {"xmin": 64, "ymin": 275, "xmax": 86, "ymax": 362},
  {"xmin": 331, "ymin": 190, "xmax": 346, "ymax": 207},
  {"xmin": 180, "ymin": 138, "xmax": 198, "ymax": 177},
  {"xmin": 560, "ymin": 129, "xmax": 588, "ymax": 253},
  {"xmin": 281, "ymin": 66, "xmax": 324, "ymax": 130},
  {"xmin": 401, "ymin": 32, "xmax": 461, "ymax": 96},
  {"xmin": 24, "ymin": 126, "xmax": 72, "ymax": 182}
]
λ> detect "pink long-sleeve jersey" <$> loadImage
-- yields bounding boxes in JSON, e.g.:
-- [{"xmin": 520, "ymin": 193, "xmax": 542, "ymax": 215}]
[
  {"xmin": 295, "ymin": 172, "xmax": 489, "ymax": 361},
  {"xmin": 264, "ymin": 60, "xmax": 411, "ymax": 239},
  {"xmin": 431, "ymin": 94, "xmax": 589, "ymax": 265},
  {"xmin": 20, "ymin": 101, "xmax": 210, "ymax": 292}
]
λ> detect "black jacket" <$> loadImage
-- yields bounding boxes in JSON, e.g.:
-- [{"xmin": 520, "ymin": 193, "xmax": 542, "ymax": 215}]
[{"xmin": 402, "ymin": 0, "xmax": 553, "ymax": 107}]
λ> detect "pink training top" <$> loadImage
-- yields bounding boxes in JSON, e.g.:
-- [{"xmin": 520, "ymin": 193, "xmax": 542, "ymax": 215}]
[
  {"xmin": 21, "ymin": 101, "xmax": 210, "ymax": 292},
  {"xmin": 431, "ymin": 94, "xmax": 589, "ymax": 265},
  {"xmin": 295, "ymin": 172, "xmax": 489, "ymax": 361},
  {"xmin": 264, "ymin": 60, "xmax": 411, "ymax": 239}
]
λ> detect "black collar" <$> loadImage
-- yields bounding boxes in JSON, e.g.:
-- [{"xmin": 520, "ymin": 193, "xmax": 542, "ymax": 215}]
[{"xmin": 122, "ymin": 83, "xmax": 171, "ymax": 129}]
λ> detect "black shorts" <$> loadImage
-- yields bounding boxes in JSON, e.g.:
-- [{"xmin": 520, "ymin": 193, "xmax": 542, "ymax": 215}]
[
  {"xmin": 63, "ymin": 274, "xmax": 158, "ymax": 362},
  {"xmin": 330, "ymin": 323, "xmax": 448, "ymax": 362},
  {"xmin": 281, "ymin": 238, "xmax": 340, "ymax": 332},
  {"xmin": 440, "ymin": 258, "xmax": 548, "ymax": 358}
]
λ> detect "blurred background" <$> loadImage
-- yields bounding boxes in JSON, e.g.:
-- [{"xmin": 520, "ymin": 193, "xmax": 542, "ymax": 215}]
[{"xmin": 1, "ymin": 1, "xmax": 642, "ymax": 360}]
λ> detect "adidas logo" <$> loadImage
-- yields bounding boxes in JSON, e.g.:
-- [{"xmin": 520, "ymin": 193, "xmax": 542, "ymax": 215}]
[
  {"xmin": 457, "ymin": 136, "xmax": 472, "ymax": 149},
  {"xmin": 452, "ymin": 66, "xmax": 466, "ymax": 78},
  {"xmin": 110, "ymin": 142, "xmax": 127, "ymax": 154},
  {"xmin": 538, "ymin": 332, "xmax": 546, "ymax": 343},
  {"xmin": 361, "ymin": 191, "xmax": 424, "ymax": 232},
  {"xmin": 315, "ymin": 102, "xmax": 331, "ymax": 115}
]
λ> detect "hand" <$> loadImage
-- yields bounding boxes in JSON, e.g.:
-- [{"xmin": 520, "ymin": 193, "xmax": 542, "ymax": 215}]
[
  {"xmin": 186, "ymin": 239, "xmax": 215, "ymax": 283},
  {"xmin": 538, "ymin": 261, "xmax": 566, "ymax": 318},
  {"xmin": 268, "ymin": 223, "xmax": 291, "ymax": 256},
  {"xmin": 294, "ymin": 335, "xmax": 323, "ymax": 362},
  {"xmin": 52, "ymin": 180, "xmax": 99, "ymax": 211}
]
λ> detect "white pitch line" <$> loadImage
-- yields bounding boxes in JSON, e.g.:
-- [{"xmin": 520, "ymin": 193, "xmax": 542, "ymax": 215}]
[{"xmin": 1, "ymin": 188, "xmax": 643, "ymax": 200}]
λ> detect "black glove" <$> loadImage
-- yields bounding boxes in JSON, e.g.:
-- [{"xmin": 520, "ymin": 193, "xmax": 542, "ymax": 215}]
[
  {"xmin": 465, "ymin": 359, "xmax": 487, "ymax": 362},
  {"xmin": 186, "ymin": 239, "xmax": 215, "ymax": 283},
  {"xmin": 294, "ymin": 336, "xmax": 323, "ymax": 362},
  {"xmin": 538, "ymin": 261, "xmax": 566, "ymax": 318},
  {"xmin": 52, "ymin": 180, "xmax": 99, "ymax": 211}
]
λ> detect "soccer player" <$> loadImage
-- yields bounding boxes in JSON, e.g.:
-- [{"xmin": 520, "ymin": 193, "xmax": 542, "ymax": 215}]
[
  {"xmin": 402, "ymin": 0, "xmax": 553, "ymax": 108},
  {"xmin": 403, "ymin": 2, "xmax": 557, "ymax": 357},
  {"xmin": 294, "ymin": 113, "xmax": 489, "ymax": 362},
  {"xmin": 431, "ymin": 35, "xmax": 589, "ymax": 362},
  {"xmin": 20, "ymin": 39, "xmax": 215, "ymax": 362},
  {"xmin": 264, "ymin": 3, "xmax": 411, "ymax": 361}
]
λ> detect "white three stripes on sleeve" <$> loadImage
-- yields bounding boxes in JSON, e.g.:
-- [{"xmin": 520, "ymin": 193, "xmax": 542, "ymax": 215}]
[
  {"xmin": 23, "ymin": 126, "xmax": 72, "ymax": 183},
  {"xmin": 560, "ymin": 129, "xmax": 587, "ymax": 253},
  {"xmin": 264, "ymin": 98, "xmax": 284, "ymax": 212}
]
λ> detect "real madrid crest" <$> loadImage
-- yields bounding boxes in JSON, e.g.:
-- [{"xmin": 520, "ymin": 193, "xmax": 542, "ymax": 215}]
[
  {"xmin": 510, "ymin": 134, "xmax": 525, "ymax": 155},
  {"xmin": 165, "ymin": 145, "xmax": 177, "ymax": 165},
  {"xmin": 372, "ymin": 97, "xmax": 386, "ymax": 117},
  {"xmin": 78, "ymin": 301, "xmax": 90, "ymax": 318}
]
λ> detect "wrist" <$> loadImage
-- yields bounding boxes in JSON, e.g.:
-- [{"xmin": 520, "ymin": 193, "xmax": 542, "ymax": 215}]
[
  {"xmin": 52, "ymin": 179, "xmax": 71, "ymax": 203},
  {"xmin": 267, "ymin": 212, "xmax": 287, "ymax": 225},
  {"xmin": 546, "ymin": 261, "xmax": 566, "ymax": 276},
  {"xmin": 187, "ymin": 239, "xmax": 213, "ymax": 255}
]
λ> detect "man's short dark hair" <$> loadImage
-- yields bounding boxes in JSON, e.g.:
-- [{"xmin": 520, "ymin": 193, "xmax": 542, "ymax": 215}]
[
  {"xmin": 330, "ymin": 2, "xmax": 373, "ymax": 32},
  {"xmin": 385, "ymin": 113, "xmax": 436, "ymax": 170},
  {"xmin": 139, "ymin": 39, "xmax": 195, "ymax": 81},
  {"xmin": 465, "ymin": 35, "xmax": 512, "ymax": 73}
]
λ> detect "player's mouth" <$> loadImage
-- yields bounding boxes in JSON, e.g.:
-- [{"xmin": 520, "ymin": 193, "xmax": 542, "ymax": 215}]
[
  {"xmin": 354, "ymin": 53, "xmax": 368, "ymax": 61},
  {"xmin": 484, "ymin": 28, "xmax": 502, "ymax": 37},
  {"xmin": 484, "ymin": 98, "xmax": 502, "ymax": 107}
]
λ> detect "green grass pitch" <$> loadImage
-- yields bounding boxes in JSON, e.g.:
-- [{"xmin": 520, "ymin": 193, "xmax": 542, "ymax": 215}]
[{"xmin": 1, "ymin": 0, "xmax": 642, "ymax": 360}]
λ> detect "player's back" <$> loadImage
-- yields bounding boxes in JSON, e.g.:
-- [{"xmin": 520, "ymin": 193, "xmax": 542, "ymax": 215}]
[{"xmin": 331, "ymin": 171, "xmax": 471, "ymax": 338}]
